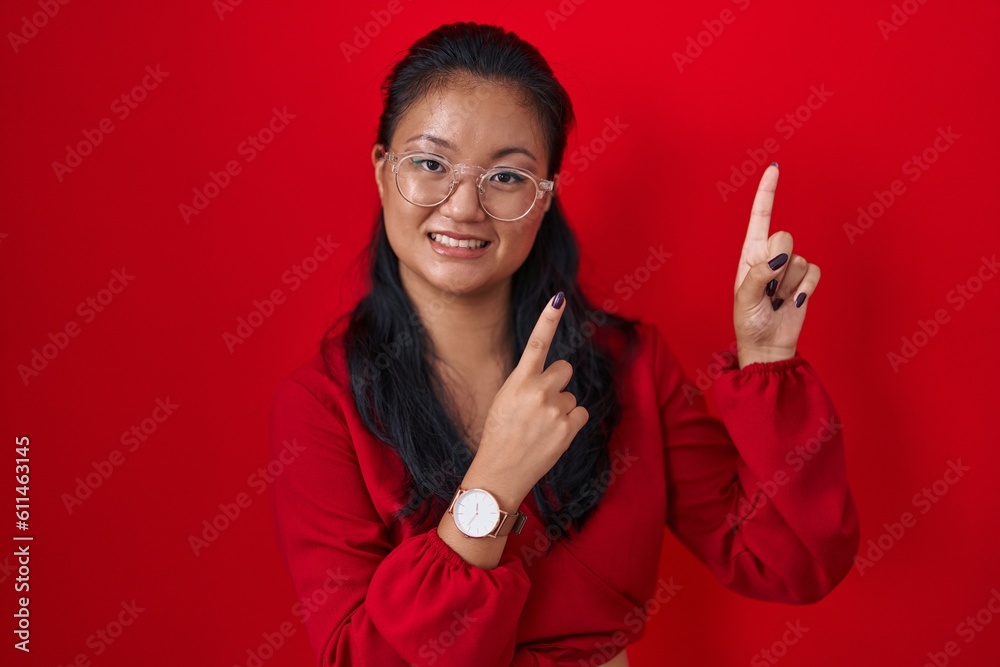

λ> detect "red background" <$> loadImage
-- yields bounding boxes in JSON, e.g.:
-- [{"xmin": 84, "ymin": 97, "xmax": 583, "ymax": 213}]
[{"xmin": 3, "ymin": 0, "xmax": 999, "ymax": 665}]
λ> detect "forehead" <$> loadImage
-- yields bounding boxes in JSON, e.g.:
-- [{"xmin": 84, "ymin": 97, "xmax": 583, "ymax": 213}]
[{"xmin": 392, "ymin": 79, "xmax": 547, "ymax": 162}]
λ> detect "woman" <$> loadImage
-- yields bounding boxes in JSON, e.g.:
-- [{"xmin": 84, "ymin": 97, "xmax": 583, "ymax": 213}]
[{"xmin": 268, "ymin": 21, "xmax": 860, "ymax": 667}]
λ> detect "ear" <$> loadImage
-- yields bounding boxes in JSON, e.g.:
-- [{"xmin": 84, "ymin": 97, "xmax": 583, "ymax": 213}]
[
  {"xmin": 372, "ymin": 144, "xmax": 386, "ymax": 200},
  {"xmin": 543, "ymin": 173, "xmax": 558, "ymax": 214}
]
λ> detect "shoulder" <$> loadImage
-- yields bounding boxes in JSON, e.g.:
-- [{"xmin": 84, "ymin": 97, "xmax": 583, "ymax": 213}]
[
  {"xmin": 270, "ymin": 323, "xmax": 352, "ymax": 426},
  {"xmin": 590, "ymin": 314, "xmax": 662, "ymax": 370},
  {"xmin": 593, "ymin": 316, "xmax": 697, "ymax": 409}
]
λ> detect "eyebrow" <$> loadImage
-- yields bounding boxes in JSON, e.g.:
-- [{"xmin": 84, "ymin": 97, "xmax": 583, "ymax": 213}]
[{"xmin": 403, "ymin": 133, "xmax": 538, "ymax": 164}]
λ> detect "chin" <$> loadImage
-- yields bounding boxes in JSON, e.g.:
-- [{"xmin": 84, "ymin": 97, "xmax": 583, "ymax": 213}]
[
  {"xmin": 427, "ymin": 266, "xmax": 513, "ymax": 299},
  {"xmin": 429, "ymin": 274, "xmax": 488, "ymax": 297}
]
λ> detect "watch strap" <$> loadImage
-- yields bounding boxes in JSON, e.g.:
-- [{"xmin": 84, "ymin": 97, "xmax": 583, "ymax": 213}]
[{"xmin": 488, "ymin": 507, "xmax": 528, "ymax": 537}]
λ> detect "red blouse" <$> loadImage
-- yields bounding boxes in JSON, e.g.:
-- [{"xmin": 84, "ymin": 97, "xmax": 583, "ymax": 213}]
[{"xmin": 268, "ymin": 320, "xmax": 860, "ymax": 666}]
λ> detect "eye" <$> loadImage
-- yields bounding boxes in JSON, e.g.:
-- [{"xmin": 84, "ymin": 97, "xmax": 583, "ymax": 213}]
[
  {"xmin": 411, "ymin": 157, "xmax": 446, "ymax": 173},
  {"xmin": 490, "ymin": 170, "xmax": 527, "ymax": 184}
]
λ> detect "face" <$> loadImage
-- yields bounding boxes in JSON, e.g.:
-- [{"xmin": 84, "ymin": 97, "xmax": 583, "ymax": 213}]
[{"xmin": 372, "ymin": 79, "xmax": 555, "ymax": 303}]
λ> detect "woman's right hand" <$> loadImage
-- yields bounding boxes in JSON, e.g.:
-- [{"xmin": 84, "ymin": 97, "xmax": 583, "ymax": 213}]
[{"xmin": 463, "ymin": 292, "xmax": 590, "ymax": 511}]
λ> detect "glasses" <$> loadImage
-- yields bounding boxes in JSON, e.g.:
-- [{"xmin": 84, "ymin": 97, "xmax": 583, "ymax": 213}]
[{"xmin": 381, "ymin": 149, "xmax": 554, "ymax": 222}]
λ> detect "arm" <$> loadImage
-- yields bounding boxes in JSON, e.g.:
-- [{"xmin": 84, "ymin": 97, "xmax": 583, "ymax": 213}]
[
  {"xmin": 653, "ymin": 328, "xmax": 860, "ymax": 604},
  {"xmin": 268, "ymin": 376, "xmax": 531, "ymax": 666}
]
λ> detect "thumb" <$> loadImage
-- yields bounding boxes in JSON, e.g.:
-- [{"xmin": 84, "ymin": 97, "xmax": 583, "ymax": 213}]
[{"xmin": 735, "ymin": 252, "xmax": 789, "ymax": 311}]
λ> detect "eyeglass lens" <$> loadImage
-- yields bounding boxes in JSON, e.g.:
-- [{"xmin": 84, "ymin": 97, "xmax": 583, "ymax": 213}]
[{"xmin": 395, "ymin": 155, "xmax": 539, "ymax": 220}]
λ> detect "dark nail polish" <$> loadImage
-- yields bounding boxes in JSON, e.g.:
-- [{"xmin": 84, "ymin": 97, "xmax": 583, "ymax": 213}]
[
  {"xmin": 771, "ymin": 298, "xmax": 784, "ymax": 311},
  {"xmin": 768, "ymin": 253, "xmax": 788, "ymax": 271},
  {"xmin": 552, "ymin": 291, "xmax": 565, "ymax": 309},
  {"xmin": 795, "ymin": 292, "xmax": 807, "ymax": 308},
  {"xmin": 765, "ymin": 279, "xmax": 778, "ymax": 297},
  {"xmin": 770, "ymin": 162, "xmax": 779, "ymax": 168}
]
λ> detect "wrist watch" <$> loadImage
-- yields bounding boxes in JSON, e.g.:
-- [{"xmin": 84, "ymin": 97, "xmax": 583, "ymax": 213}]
[{"xmin": 447, "ymin": 487, "xmax": 527, "ymax": 538}]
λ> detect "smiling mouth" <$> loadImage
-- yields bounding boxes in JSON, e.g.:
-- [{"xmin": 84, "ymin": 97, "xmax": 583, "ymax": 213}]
[{"xmin": 428, "ymin": 233, "xmax": 491, "ymax": 249}]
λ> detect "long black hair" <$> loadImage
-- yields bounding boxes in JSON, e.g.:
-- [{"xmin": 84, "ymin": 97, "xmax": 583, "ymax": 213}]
[{"xmin": 323, "ymin": 22, "xmax": 639, "ymax": 539}]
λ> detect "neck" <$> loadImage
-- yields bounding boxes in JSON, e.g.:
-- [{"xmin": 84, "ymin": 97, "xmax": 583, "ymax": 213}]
[{"xmin": 401, "ymin": 271, "xmax": 515, "ymax": 376}]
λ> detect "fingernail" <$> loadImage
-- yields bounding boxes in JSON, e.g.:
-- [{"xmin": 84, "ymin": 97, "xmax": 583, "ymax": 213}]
[
  {"xmin": 795, "ymin": 292, "xmax": 807, "ymax": 308},
  {"xmin": 768, "ymin": 253, "xmax": 788, "ymax": 271},
  {"xmin": 765, "ymin": 279, "xmax": 778, "ymax": 297},
  {"xmin": 770, "ymin": 162, "xmax": 779, "ymax": 168},
  {"xmin": 772, "ymin": 298, "xmax": 784, "ymax": 311},
  {"xmin": 552, "ymin": 291, "xmax": 565, "ymax": 309}
]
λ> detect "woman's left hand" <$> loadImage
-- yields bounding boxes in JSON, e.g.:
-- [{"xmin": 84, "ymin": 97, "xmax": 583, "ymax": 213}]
[{"xmin": 732, "ymin": 164, "xmax": 821, "ymax": 369}]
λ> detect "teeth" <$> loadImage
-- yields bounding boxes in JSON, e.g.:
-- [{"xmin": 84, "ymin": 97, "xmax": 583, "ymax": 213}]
[{"xmin": 430, "ymin": 233, "xmax": 489, "ymax": 249}]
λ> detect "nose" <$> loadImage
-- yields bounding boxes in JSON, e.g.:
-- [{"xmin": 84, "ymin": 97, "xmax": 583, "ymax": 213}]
[{"xmin": 438, "ymin": 168, "xmax": 487, "ymax": 223}]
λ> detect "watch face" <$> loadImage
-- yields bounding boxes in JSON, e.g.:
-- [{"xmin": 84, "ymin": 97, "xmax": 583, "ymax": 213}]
[{"xmin": 452, "ymin": 489, "xmax": 501, "ymax": 538}]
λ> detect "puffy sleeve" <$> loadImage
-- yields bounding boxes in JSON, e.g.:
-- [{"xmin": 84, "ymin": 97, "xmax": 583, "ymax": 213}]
[
  {"xmin": 652, "ymin": 327, "xmax": 860, "ymax": 604},
  {"xmin": 268, "ymin": 376, "xmax": 532, "ymax": 666}
]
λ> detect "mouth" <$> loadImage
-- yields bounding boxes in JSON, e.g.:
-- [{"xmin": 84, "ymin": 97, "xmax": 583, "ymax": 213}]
[{"xmin": 427, "ymin": 232, "xmax": 491, "ymax": 250}]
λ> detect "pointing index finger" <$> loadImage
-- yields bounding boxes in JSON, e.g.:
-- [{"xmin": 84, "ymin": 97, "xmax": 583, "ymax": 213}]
[
  {"xmin": 745, "ymin": 163, "xmax": 779, "ymax": 246},
  {"xmin": 519, "ymin": 292, "xmax": 566, "ymax": 375}
]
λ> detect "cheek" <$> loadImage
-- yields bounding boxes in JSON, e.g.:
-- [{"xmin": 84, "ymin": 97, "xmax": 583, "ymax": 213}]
[{"xmin": 383, "ymin": 206, "xmax": 422, "ymax": 260}]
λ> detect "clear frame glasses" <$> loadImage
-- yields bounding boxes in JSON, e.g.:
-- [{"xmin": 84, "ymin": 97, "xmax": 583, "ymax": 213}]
[{"xmin": 381, "ymin": 149, "xmax": 554, "ymax": 222}]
